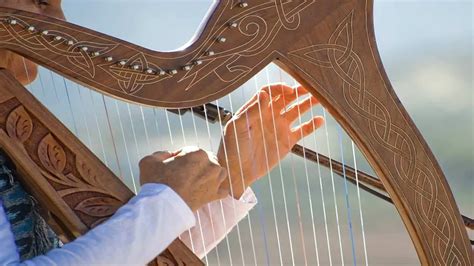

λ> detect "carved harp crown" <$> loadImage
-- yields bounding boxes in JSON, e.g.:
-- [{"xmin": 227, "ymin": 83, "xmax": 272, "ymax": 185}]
[{"xmin": 0, "ymin": 0, "xmax": 471, "ymax": 265}]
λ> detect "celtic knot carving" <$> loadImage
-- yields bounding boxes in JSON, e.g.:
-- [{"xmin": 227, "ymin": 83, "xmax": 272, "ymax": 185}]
[
  {"xmin": 0, "ymin": 16, "xmax": 117, "ymax": 78},
  {"xmin": 99, "ymin": 53, "xmax": 168, "ymax": 94},
  {"xmin": 289, "ymin": 11, "xmax": 467, "ymax": 264}
]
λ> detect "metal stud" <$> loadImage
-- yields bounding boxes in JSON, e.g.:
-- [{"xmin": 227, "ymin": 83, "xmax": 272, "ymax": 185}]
[
  {"xmin": 217, "ymin": 37, "xmax": 226, "ymax": 43},
  {"xmin": 80, "ymin": 46, "xmax": 88, "ymax": 52},
  {"xmin": 158, "ymin": 70, "xmax": 166, "ymax": 76},
  {"xmin": 206, "ymin": 51, "xmax": 215, "ymax": 56},
  {"xmin": 146, "ymin": 68, "xmax": 154, "ymax": 74},
  {"xmin": 239, "ymin": 2, "xmax": 248, "ymax": 8},
  {"xmin": 105, "ymin": 56, "xmax": 113, "ymax": 62},
  {"xmin": 194, "ymin": 60, "xmax": 203, "ymax": 65},
  {"xmin": 118, "ymin": 60, "xmax": 127, "ymax": 66},
  {"xmin": 229, "ymin": 21, "xmax": 238, "ymax": 28},
  {"xmin": 132, "ymin": 65, "xmax": 140, "ymax": 70},
  {"xmin": 182, "ymin": 65, "xmax": 192, "ymax": 71},
  {"xmin": 54, "ymin": 36, "xmax": 62, "ymax": 41},
  {"xmin": 91, "ymin": 51, "xmax": 100, "ymax": 57},
  {"xmin": 67, "ymin": 40, "xmax": 74, "ymax": 46},
  {"xmin": 9, "ymin": 19, "xmax": 17, "ymax": 25},
  {"xmin": 168, "ymin": 69, "xmax": 178, "ymax": 75},
  {"xmin": 27, "ymin": 26, "xmax": 36, "ymax": 32},
  {"xmin": 41, "ymin": 30, "xmax": 49, "ymax": 35}
]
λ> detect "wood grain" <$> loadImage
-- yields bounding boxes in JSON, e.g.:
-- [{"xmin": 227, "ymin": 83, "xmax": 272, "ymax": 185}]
[
  {"xmin": 0, "ymin": 0, "xmax": 471, "ymax": 264},
  {"xmin": 0, "ymin": 69, "xmax": 203, "ymax": 265}
]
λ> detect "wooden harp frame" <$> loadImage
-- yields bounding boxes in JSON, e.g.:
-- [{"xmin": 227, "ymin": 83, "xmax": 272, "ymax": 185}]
[{"xmin": 0, "ymin": 0, "xmax": 471, "ymax": 265}]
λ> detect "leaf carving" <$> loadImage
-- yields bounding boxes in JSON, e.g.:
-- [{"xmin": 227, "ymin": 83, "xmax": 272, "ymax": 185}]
[
  {"xmin": 75, "ymin": 197, "xmax": 121, "ymax": 218},
  {"xmin": 6, "ymin": 105, "xmax": 33, "ymax": 143},
  {"xmin": 38, "ymin": 134, "xmax": 67, "ymax": 175},
  {"xmin": 76, "ymin": 158, "xmax": 99, "ymax": 187}
]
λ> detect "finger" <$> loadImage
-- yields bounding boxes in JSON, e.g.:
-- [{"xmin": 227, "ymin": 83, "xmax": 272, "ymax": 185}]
[
  {"xmin": 151, "ymin": 151, "xmax": 174, "ymax": 162},
  {"xmin": 217, "ymin": 167, "xmax": 228, "ymax": 184},
  {"xmin": 276, "ymin": 85, "xmax": 310, "ymax": 105},
  {"xmin": 284, "ymin": 96, "xmax": 320, "ymax": 122},
  {"xmin": 291, "ymin": 116, "xmax": 325, "ymax": 141},
  {"xmin": 234, "ymin": 91, "xmax": 260, "ymax": 115},
  {"xmin": 242, "ymin": 89, "xmax": 270, "ymax": 119},
  {"xmin": 216, "ymin": 186, "xmax": 230, "ymax": 199},
  {"xmin": 235, "ymin": 89, "xmax": 269, "ymax": 117}
]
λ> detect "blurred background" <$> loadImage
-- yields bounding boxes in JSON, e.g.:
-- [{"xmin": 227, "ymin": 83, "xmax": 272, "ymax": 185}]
[{"xmin": 25, "ymin": 0, "xmax": 472, "ymax": 265}]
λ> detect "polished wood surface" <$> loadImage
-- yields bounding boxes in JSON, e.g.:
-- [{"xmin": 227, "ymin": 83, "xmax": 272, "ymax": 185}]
[
  {"xmin": 0, "ymin": 0, "xmax": 471, "ymax": 264},
  {"xmin": 0, "ymin": 69, "xmax": 203, "ymax": 265}
]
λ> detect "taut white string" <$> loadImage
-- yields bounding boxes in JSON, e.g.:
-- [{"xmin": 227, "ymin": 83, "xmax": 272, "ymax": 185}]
[
  {"xmin": 253, "ymin": 74, "xmax": 284, "ymax": 265},
  {"xmin": 264, "ymin": 69, "xmax": 296, "ymax": 266},
  {"xmin": 288, "ymin": 78, "xmax": 321, "ymax": 265},
  {"xmin": 337, "ymin": 126, "xmax": 357, "ymax": 265},
  {"xmin": 309, "ymin": 99, "xmax": 332, "ymax": 266},
  {"xmin": 351, "ymin": 141, "xmax": 368, "ymax": 265},
  {"xmin": 189, "ymin": 108, "xmax": 211, "ymax": 265},
  {"xmin": 239, "ymin": 84, "xmax": 271, "ymax": 265},
  {"xmin": 202, "ymin": 104, "xmax": 232, "ymax": 266},
  {"xmin": 174, "ymin": 111, "xmax": 196, "ymax": 253},
  {"xmin": 227, "ymin": 94, "xmax": 258, "ymax": 266},
  {"xmin": 322, "ymin": 109, "xmax": 344, "ymax": 264},
  {"xmin": 215, "ymin": 99, "xmax": 246, "ymax": 265},
  {"xmin": 110, "ymin": 98, "xmax": 138, "ymax": 193}
]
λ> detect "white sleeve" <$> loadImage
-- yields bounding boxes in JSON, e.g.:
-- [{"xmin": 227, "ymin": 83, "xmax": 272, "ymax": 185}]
[
  {"xmin": 0, "ymin": 199, "xmax": 21, "ymax": 265},
  {"xmin": 0, "ymin": 183, "xmax": 196, "ymax": 266},
  {"xmin": 179, "ymin": 188, "xmax": 257, "ymax": 259}
]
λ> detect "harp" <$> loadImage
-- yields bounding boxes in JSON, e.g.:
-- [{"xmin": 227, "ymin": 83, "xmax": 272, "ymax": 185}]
[{"xmin": 0, "ymin": 0, "xmax": 472, "ymax": 265}]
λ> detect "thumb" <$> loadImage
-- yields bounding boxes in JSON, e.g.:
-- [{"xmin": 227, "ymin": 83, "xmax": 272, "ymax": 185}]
[{"xmin": 151, "ymin": 151, "xmax": 174, "ymax": 162}]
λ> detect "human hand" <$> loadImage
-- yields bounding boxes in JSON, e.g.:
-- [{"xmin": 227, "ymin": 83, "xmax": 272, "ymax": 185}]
[
  {"xmin": 217, "ymin": 84, "xmax": 324, "ymax": 199},
  {"xmin": 139, "ymin": 146, "xmax": 229, "ymax": 211}
]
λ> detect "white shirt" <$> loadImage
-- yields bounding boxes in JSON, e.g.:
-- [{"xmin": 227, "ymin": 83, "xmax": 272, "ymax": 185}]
[{"xmin": 0, "ymin": 183, "xmax": 257, "ymax": 265}]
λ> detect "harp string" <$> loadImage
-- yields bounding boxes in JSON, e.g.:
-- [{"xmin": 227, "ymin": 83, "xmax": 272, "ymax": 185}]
[
  {"xmin": 337, "ymin": 126, "xmax": 357, "ymax": 264},
  {"xmin": 111, "ymin": 98, "xmax": 138, "ymax": 193},
  {"xmin": 289, "ymin": 76, "xmax": 321, "ymax": 266},
  {"xmin": 151, "ymin": 109, "xmax": 164, "ymax": 150},
  {"xmin": 278, "ymin": 73, "xmax": 310, "ymax": 265},
  {"xmin": 322, "ymin": 108, "xmax": 345, "ymax": 263},
  {"xmin": 308, "ymin": 95, "xmax": 333, "ymax": 265},
  {"xmin": 252, "ymin": 74, "xmax": 284, "ymax": 265},
  {"xmin": 188, "ymin": 108, "xmax": 208, "ymax": 263},
  {"xmin": 264, "ymin": 69, "xmax": 297, "ymax": 266},
  {"xmin": 238, "ymin": 85, "xmax": 272, "ymax": 265},
  {"xmin": 187, "ymin": 108, "xmax": 210, "ymax": 265},
  {"xmin": 351, "ymin": 141, "xmax": 368, "ymax": 265},
  {"xmin": 215, "ymin": 99, "xmax": 246, "ymax": 265},
  {"xmin": 76, "ymin": 84, "xmax": 93, "ymax": 148},
  {"xmin": 226, "ymin": 94, "xmax": 258, "ymax": 265},
  {"xmin": 201, "ymin": 104, "xmax": 234, "ymax": 266},
  {"xmin": 173, "ymin": 109, "xmax": 197, "ymax": 254},
  {"xmin": 62, "ymin": 78, "xmax": 79, "ymax": 135},
  {"xmin": 20, "ymin": 59, "xmax": 377, "ymax": 265}
]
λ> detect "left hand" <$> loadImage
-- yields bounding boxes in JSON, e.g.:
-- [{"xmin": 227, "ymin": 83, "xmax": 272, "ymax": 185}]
[{"xmin": 217, "ymin": 84, "xmax": 324, "ymax": 199}]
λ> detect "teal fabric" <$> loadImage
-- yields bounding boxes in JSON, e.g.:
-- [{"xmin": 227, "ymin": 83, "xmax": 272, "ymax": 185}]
[{"xmin": 0, "ymin": 149, "xmax": 61, "ymax": 261}]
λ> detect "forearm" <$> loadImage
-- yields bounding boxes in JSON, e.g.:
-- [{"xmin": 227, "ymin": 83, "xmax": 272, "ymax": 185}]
[
  {"xmin": 179, "ymin": 188, "xmax": 257, "ymax": 259},
  {"xmin": 3, "ymin": 184, "xmax": 195, "ymax": 266}
]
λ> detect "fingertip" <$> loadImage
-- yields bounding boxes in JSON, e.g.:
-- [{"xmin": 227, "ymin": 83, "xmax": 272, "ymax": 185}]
[
  {"xmin": 313, "ymin": 116, "xmax": 325, "ymax": 128},
  {"xmin": 295, "ymin": 85, "xmax": 309, "ymax": 95},
  {"xmin": 151, "ymin": 151, "xmax": 174, "ymax": 161}
]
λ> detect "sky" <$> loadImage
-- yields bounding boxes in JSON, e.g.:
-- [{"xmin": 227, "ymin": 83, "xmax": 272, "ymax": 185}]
[{"xmin": 27, "ymin": 1, "xmax": 473, "ymax": 265}]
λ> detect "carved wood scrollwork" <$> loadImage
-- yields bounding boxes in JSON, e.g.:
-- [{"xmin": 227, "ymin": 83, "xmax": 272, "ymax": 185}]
[{"xmin": 0, "ymin": 70, "xmax": 203, "ymax": 265}]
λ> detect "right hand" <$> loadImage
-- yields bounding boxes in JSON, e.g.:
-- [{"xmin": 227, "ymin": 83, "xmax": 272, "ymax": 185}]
[{"xmin": 139, "ymin": 146, "xmax": 229, "ymax": 211}]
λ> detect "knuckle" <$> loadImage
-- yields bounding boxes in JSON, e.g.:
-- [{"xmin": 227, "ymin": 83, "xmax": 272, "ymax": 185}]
[
  {"xmin": 138, "ymin": 155, "xmax": 153, "ymax": 167},
  {"xmin": 189, "ymin": 148, "xmax": 207, "ymax": 158}
]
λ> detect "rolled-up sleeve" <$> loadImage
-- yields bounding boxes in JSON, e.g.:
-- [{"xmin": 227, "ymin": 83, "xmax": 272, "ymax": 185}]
[
  {"xmin": 0, "ymin": 183, "xmax": 196, "ymax": 266},
  {"xmin": 179, "ymin": 188, "xmax": 257, "ymax": 259}
]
